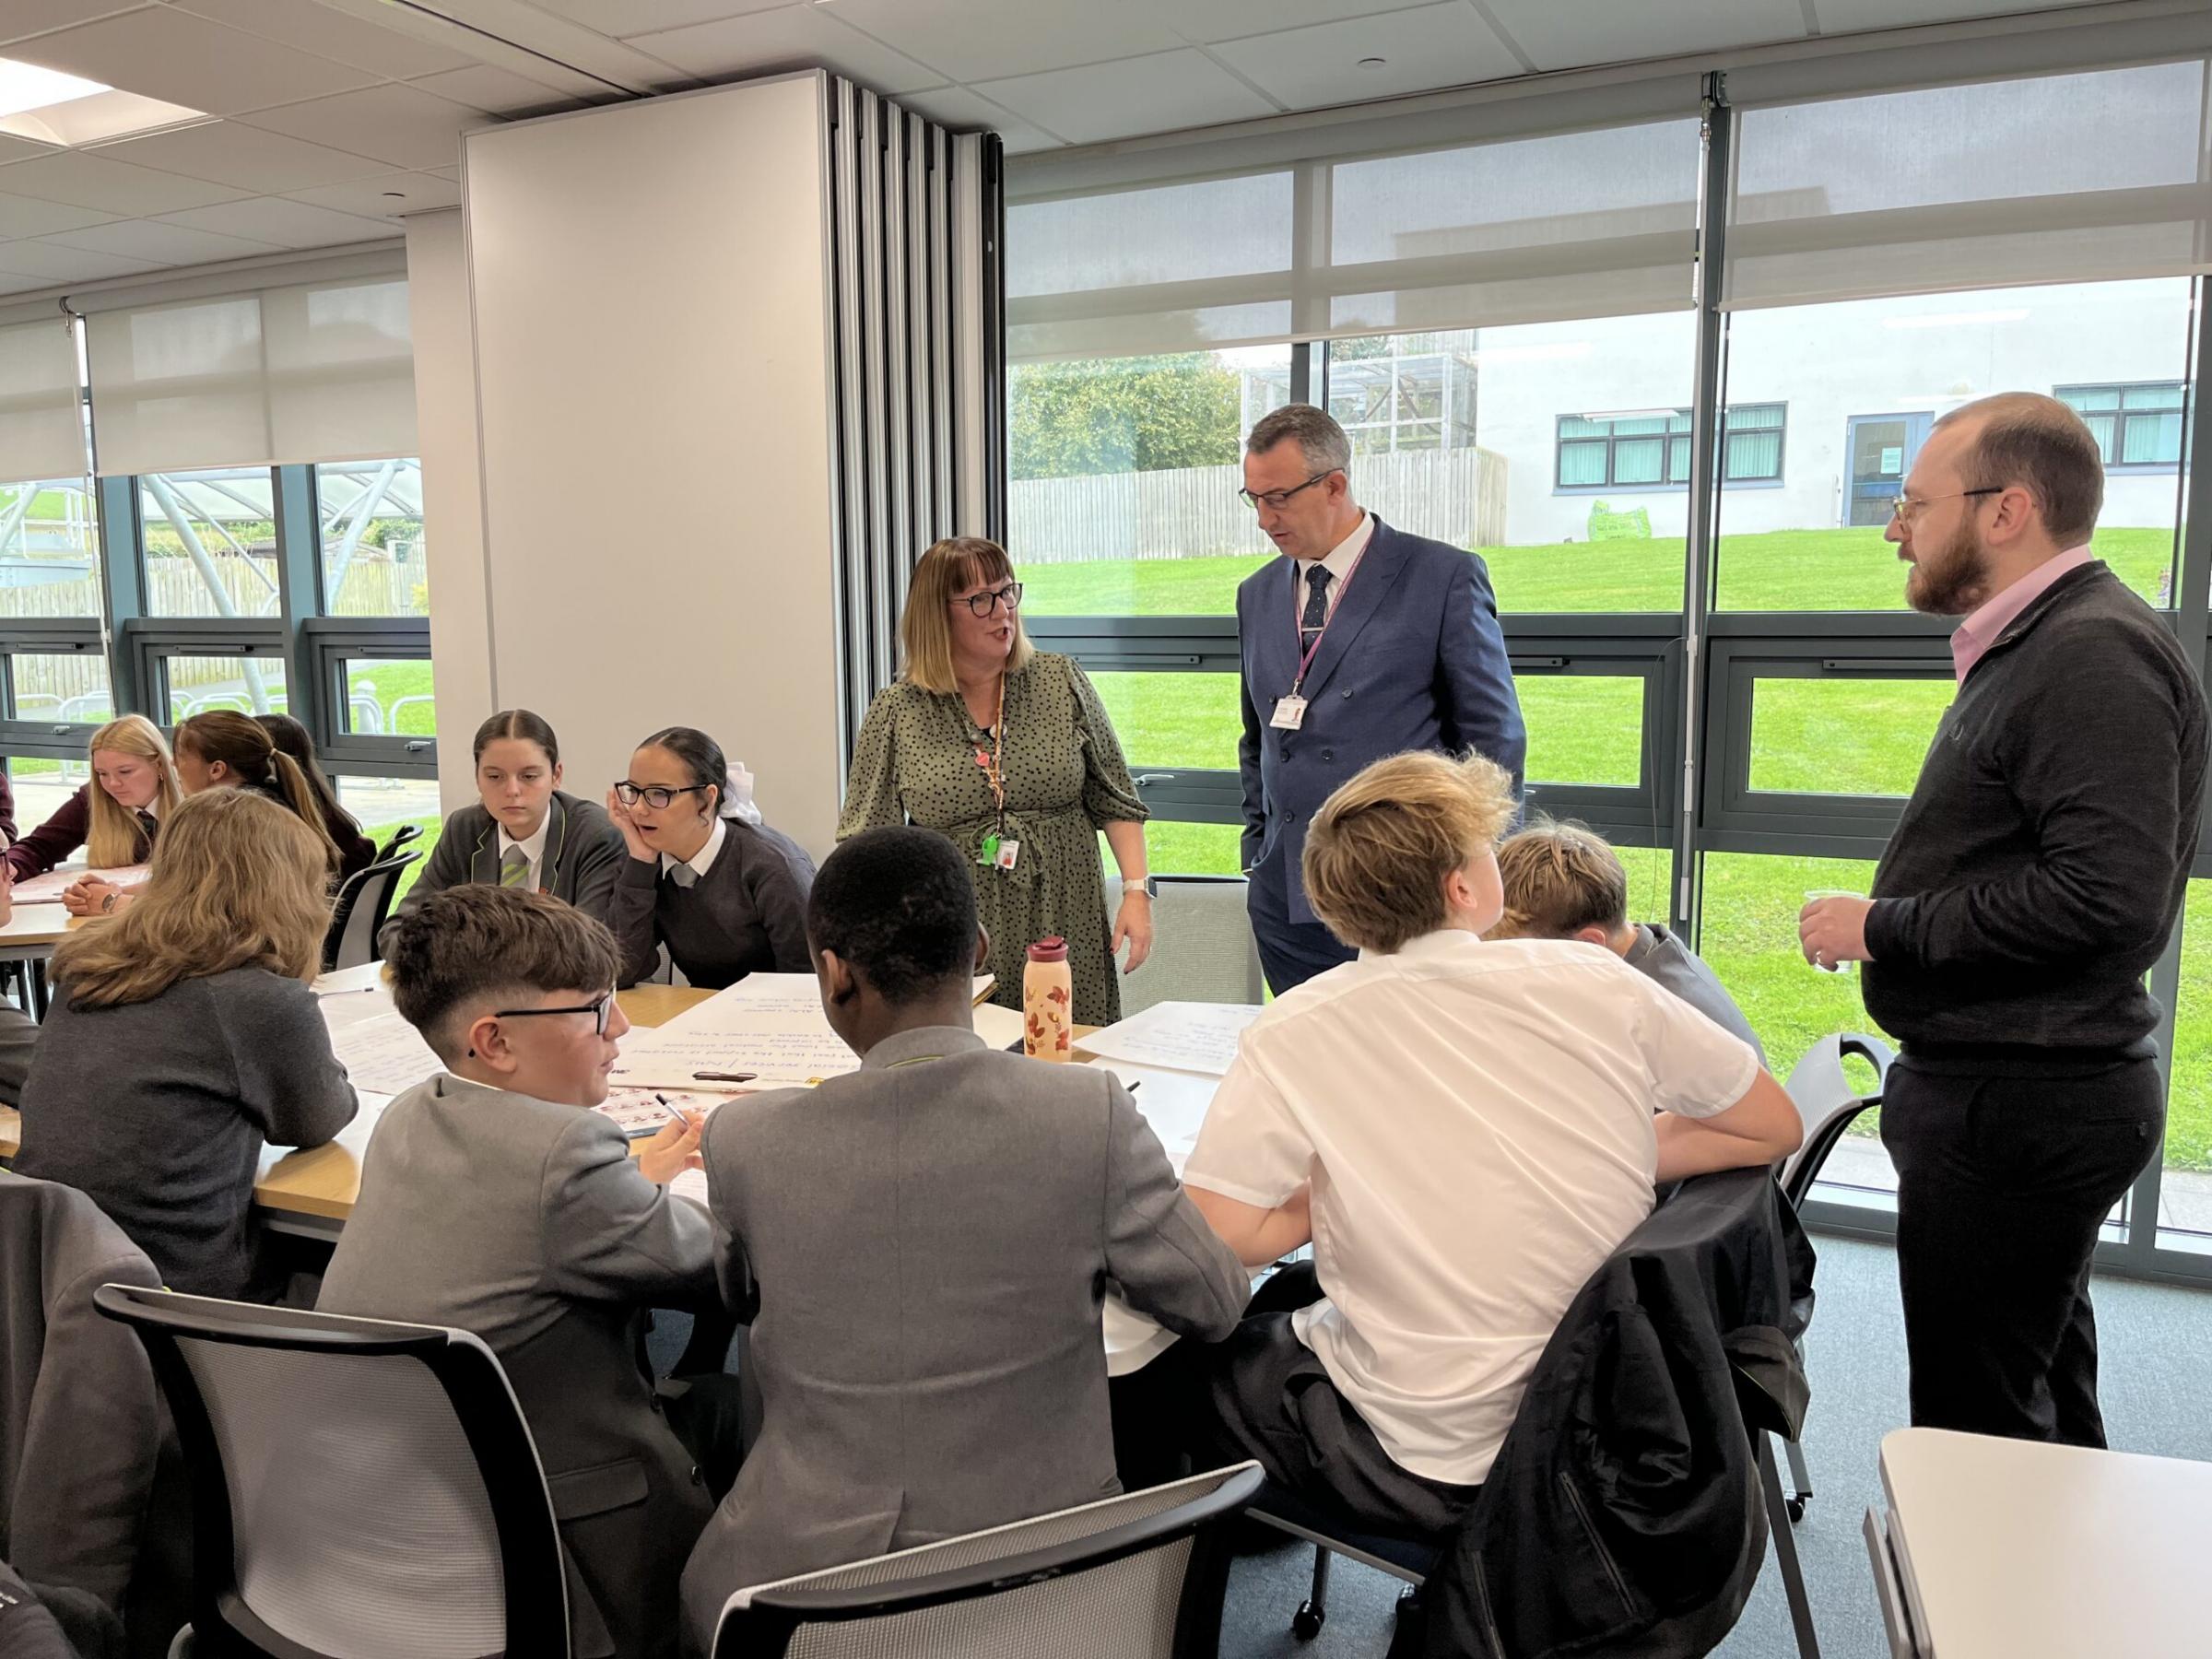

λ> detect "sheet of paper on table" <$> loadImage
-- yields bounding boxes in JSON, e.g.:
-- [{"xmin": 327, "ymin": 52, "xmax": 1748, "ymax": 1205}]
[
  {"xmin": 325, "ymin": 1010, "xmax": 443, "ymax": 1096},
  {"xmin": 1078, "ymin": 1001, "xmax": 1262, "ymax": 1079},
  {"xmin": 594, "ymin": 1088, "xmax": 732, "ymax": 1135},
  {"xmin": 10, "ymin": 864, "xmax": 150, "ymax": 905},
  {"xmin": 668, "ymin": 1167, "xmax": 710, "ymax": 1207}
]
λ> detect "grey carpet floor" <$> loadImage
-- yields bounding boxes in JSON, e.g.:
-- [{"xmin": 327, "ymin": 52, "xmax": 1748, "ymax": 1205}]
[{"xmin": 1216, "ymin": 1232, "xmax": 2212, "ymax": 1659}]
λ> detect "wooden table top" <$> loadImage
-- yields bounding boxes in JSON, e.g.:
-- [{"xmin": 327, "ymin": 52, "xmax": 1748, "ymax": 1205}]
[
  {"xmin": 0, "ymin": 906, "xmax": 94, "ymax": 949},
  {"xmin": 0, "ymin": 982, "xmax": 717, "ymax": 1221}
]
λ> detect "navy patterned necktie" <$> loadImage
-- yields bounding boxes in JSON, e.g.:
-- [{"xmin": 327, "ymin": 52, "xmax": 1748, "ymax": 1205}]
[{"xmin": 1300, "ymin": 565, "xmax": 1333, "ymax": 642}]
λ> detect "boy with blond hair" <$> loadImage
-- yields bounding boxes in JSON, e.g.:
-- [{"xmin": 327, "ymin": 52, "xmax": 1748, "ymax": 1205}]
[
  {"xmin": 1180, "ymin": 751, "xmax": 1802, "ymax": 1534},
  {"xmin": 1490, "ymin": 817, "xmax": 1765, "ymax": 1065}
]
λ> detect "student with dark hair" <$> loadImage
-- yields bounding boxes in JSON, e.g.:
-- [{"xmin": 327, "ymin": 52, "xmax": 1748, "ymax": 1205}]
[
  {"xmin": 679, "ymin": 826, "xmax": 1247, "ymax": 1645},
  {"xmin": 318, "ymin": 886, "xmax": 724, "ymax": 1659},
  {"xmin": 380, "ymin": 709, "xmax": 627, "ymax": 952},
  {"xmin": 253, "ymin": 712, "xmax": 377, "ymax": 879},
  {"xmin": 605, "ymin": 724, "xmax": 816, "ymax": 989}
]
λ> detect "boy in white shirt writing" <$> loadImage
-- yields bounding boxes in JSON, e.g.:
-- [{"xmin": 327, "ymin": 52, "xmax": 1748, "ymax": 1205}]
[{"xmin": 1180, "ymin": 751, "xmax": 1803, "ymax": 1534}]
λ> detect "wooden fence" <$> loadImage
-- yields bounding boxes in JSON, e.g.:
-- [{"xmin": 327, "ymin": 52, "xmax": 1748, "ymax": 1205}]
[{"xmin": 1009, "ymin": 447, "xmax": 1508, "ymax": 565}]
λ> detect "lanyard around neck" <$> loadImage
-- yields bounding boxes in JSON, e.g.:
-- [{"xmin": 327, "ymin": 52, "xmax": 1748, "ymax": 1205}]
[
  {"xmin": 1290, "ymin": 547, "xmax": 1365, "ymax": 696},
  {"xmin": 972, "ymin": 673, "xmax": 1007, "ymax": 831}
]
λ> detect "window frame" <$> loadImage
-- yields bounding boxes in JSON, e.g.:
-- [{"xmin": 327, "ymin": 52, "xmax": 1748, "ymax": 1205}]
[
  {"xmin": 1554, "ymin": 402, "xmax": 1786, "ymax": 492},
  {"xmin": 2057, "ymin": 380, "xmax": 2192, "ymax": 472}
]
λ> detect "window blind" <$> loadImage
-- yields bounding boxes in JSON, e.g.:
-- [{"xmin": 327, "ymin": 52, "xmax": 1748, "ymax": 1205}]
[
  {"xmin": 86, "ymin": 274, "xmax": 418, "ymax": 476},
  {"xmin": 1724, "ymin": 58, "xmax": 2212, "ymax": 310},
  {"xmin": 1007, "ymin": 113, "xmax": 1703, "ymax": 362},
  {"xmin": 0, "ymin": 318, "xmax": 88, "ymax": 485}
]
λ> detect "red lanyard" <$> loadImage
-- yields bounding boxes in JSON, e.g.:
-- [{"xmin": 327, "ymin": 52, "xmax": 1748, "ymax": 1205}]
[{"xmin": 1289, "ymin": 546, "xmax": 1365, "ymax": 696}]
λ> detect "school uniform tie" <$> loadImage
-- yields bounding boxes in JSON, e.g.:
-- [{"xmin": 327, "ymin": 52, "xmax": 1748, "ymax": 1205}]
[
  {"xmin": 1300, "ymin": 565, "xmax": 1333, "ymax": 642},
  {"xmin": 666, "ymin": 860, "xmax": 700, "ymax": 890},
  {"xmin": 500, "ymin": 846, "xmax": 530, "ymax": 888}
]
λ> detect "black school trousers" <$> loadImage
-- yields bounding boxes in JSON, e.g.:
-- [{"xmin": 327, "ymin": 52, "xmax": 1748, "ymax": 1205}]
[{"xmin": 1881, "ymin": 1047, "xmax": 2162, "ymax": 1446}]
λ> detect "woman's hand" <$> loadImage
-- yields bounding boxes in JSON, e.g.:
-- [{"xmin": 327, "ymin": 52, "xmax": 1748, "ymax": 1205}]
[
  {"xmin": 0, "ymin": 864, "xmax": 13, "ymax": 928},
  {"xmin": 1112, "ymin": 891, "xmax": 1154, "ymax": 973},
  {"xmin": 638, "ymin": 1108, "xmax": 706, "ymax": 1185},
  {"xmin": 606, "ymin": 786, "xmax": 655, "ymax": 863},
  {"xmin": 64, "ymin": 877, "xmax": 117, "ymax": 918}
]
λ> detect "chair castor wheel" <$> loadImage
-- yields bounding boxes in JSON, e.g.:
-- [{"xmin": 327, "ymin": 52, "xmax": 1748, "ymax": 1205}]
[
  {"xmin": 1786, "ymin": 1493, "xmax": 1807, "ymax": 1524},
  {"xmin": 1292, "ymin": 1601, "xmax": 1326, "ymax": 1640}
]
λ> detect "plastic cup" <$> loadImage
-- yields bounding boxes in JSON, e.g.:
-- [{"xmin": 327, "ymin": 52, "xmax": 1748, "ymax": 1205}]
[{"xmin": 1803, "ymin": 889, "xmax": 1860, "ymax": 974}]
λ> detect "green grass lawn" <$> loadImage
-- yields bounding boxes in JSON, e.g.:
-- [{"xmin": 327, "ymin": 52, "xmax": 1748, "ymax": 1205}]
[{"xmin": 1057, "ymin": 526, "xmax": 2206, "ymax": 1172}]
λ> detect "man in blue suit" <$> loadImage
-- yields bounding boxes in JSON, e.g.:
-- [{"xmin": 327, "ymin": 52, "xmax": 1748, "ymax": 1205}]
[{"xmin": 1236, "ymin": 404, "xmax": 1526, "ymax": 993}]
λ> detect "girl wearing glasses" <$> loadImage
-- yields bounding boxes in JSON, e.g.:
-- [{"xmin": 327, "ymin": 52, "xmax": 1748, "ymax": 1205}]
[
  {"xmin": 840, "ymin": 537, "xmax": 1153, "ymax": 1026},
  {"xmin": 605, "ymin": 725, "xmax": 816, "ymax": 989},
  {"xmin": 380, "ymin": 710, "xmax": 629, "ymax": 951},
  {"xmin": 13, "ymin": 788, "xmax": 356, "ymax": 1300}
]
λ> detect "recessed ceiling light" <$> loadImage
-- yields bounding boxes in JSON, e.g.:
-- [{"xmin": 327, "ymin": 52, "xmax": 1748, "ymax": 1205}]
[
  {"xmin": 0, "ymin": 58, "xmax": 108, "ymax": 121},
  {"xmin": 0, "ymin": 55, "xmax": 206, "ymax": 147},
  {"xmin": 1358, "ymin": 55, "xmax": 1388, "ymax": 68}
]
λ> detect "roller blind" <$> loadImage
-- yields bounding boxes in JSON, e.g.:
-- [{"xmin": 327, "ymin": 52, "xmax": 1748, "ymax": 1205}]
[
  {"xmin": 0, "ymin": 319, "xmax": 88, "ymax": 484},
  {"xmin": 1008, "ymin": 114, "xmax": 1703, "ymax": 362},
  {"xmin": 87, "ymin": 274, "xmax": 418, "ymax": 476},
  {"xmin": 1724, "ymin": 58, "xmax": 2212, "ymax": 310}
]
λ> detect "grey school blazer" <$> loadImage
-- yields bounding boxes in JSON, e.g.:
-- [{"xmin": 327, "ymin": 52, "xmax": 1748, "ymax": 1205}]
[
  {"xmin": 379, "ymin": 790, "xmax": 627, "ymax": 951},
  {"xmin": 679, "ymin": 1027, "xmax": 1249, "ymax": 1644},
  {"xmin": 317, "ymin": 1076, "xmax": 718, "ymax": 1659}
]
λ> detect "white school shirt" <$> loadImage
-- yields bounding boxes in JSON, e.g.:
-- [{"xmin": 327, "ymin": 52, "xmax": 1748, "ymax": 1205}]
[
  {"xmin": 1297, "ymin": 512, "xmax": 1373, "ymax": 624},
  {"xmin": 659, "ymin": 815, "xmax": 727, "ymax": 883},
  {"xmin": 1182, "ymin": 930, "xmax": 1759, "ymax": 1487},
  {"xmin": 498, "ymin": 816, "xmax": 552, "ymax": 893}
]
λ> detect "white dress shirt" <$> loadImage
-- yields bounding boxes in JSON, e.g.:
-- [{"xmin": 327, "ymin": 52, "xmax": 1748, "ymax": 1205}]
[
  {"xmin": 499, "ymin": 815, "xmax": 552, "ymax": 893},
  {"xmin": 1182, "ymin": 931, "xmax": 1759, "ymax": 1486},
  {"xmin": 1297, "ymin": 512, "xmax": 1374, "ymax": 626},
  {"xmin": 660, "ymin": 814, "xmax": 727, "ymax": 883}
]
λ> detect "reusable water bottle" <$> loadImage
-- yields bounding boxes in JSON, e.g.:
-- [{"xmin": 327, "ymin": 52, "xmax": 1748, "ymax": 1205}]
[{"xmin": 1023, "ymin": 936, "xmax": 1073, "ymax": 1061}]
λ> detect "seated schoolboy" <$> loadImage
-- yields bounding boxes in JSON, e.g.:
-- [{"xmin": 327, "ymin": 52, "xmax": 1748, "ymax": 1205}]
[
  {"xmin": 679, "ymin": 826, "xmax": 1247, "ymax": 1645},
  {"xmin": 1488, "ymin": 817, "xmax": 1768, "ymax": 1065},
  {"xmin": 317, "ymin": 887, "xmax": 721, "ymax": 1659},
  {"xmin": 1180, "ymin": 752, "xmax": 1803, "ymax": 1537}
]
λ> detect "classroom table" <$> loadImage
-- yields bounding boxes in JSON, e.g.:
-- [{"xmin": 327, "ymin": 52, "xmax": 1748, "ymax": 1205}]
[
  {"xmin": 1865, "ymin": 1426, "xmax": 2212, "ymax": 1658},
  {"xmin": 0, "ymin": 979, "xmax": 717, "ymax": 1241}
]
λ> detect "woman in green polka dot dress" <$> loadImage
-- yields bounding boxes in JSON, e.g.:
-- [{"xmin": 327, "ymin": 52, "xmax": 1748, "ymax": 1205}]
[{"xmin": 839, "ymin": 537, "xmax": 1154, "ymax": 1027}]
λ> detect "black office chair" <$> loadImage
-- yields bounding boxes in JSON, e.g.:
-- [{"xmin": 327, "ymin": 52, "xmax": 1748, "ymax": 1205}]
[
  {"xmin": 93, "ymin": 1284, "xmax": 568, "ymax": 1659},
  {"xmin": 709, "ymin": 1462, "xmax": 1263, "ymax": 1658},
  {"xmin": 373, "ymin": 822, "xmax": 423, "ymax": 864},
  {"xmin": 322, "ymin": 851, "xmax": 418, "ymax": 972}
]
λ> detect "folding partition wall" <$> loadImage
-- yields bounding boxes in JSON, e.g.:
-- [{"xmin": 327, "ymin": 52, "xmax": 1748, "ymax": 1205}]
[{"xmin": 461, "ymin": 72, "xmax": 997, "ymax": 852}]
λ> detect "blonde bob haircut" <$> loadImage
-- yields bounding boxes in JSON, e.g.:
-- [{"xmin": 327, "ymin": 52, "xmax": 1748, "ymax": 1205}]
[
  {"xmin": 900, "ymin": 536, "xmax": 1035, "ymax": 694},
  {"xmin": 84, "ymin": 714, "xmax": 183, "ymax": 869},
  {"xmin": 51, "ymin": 788, "xmax": 332, "ymax": 1010},
  {"xmin": 1303, "ymin": 750, "xmax": 1518, "ymax": 955}
]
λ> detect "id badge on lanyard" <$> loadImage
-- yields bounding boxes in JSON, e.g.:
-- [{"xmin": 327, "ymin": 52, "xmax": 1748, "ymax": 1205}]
[{"xmin": 1274, "ymin": 558, "xmax": 1357, "ymax": 732}]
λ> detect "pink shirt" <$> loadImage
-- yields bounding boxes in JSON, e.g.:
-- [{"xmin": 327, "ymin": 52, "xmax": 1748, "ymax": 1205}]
[{"xmin": 1950, "ymin": 545, "xmax": 2097, "ymax": 684}]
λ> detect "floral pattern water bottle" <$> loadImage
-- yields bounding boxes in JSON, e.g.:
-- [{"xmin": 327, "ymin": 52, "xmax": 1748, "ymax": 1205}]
[{"xmin": 1024, "ymin": 936, "xmax": 1073, "ymax": 1061}]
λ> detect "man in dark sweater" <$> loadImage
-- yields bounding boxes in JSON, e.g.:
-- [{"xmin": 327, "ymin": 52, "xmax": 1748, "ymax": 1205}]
[{"xmin": 1799, "ymin": 392, "xmax": 2208, "ymax": 1447}]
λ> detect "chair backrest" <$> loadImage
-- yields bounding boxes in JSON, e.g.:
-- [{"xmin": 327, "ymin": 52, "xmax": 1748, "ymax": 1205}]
[
  {"xmin": 374, "ymin": 823, "xmax": 422, "ymax": 865},
  {"xmin": 1779, "ymin": 1031, "xmax": 1896, "ymax": 1207},
  {"xmin": 324, "ymin": 853, "xmax": 419, "ymax": 972},
  {"xmin": 713, "ymin": 1462, "xmax": 1264, "ymax": 1659},
  {"xmin": 92, "ymin": 1285, "xmax": 567, "ymax": 1659},
  {"xmin": 1104, "ymin": 876, "xmax": 1264, "ymax": 1014}
]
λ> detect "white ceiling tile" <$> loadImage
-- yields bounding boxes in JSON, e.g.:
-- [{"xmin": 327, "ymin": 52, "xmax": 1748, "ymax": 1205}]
[
  {"xmin": 530, "ymin": 0, "xmax": 788, "ymax": 35},
  {"xmin": 406, "ymin": 65, "xmax": 590, "ymax": 115},
  {"xmin": 975, "ymin": 50, "xmax": 1277, "ymax": 146},
  {"xmin": 626, "ymin": 6, "xmax": 945, "ymax": 95},
  {"xmin": 237, "ymin": 84, "xmax": 495, "ymax": 171},
  {"xmin": 0, "ymin": 136, "xmax": 62, "ymax": 166},
  {"xmin": 0, "ymin": 1, "xmax": 153, "ymax": 47},
  {"xmin": 88, "ymin": 118, "xmax": 387, "ymax": 192},
  {"xmin": 1167, "ymin": 0, "xmax": 1451, "ymax": 46},
  {"xmin": 1481, "ymin": 0, "xmax": 1806, "ymax": 70},
  {"xmin": 4, "ymin": 6, "xmax": 378, "ymax": 117},
  {"xmin": 41, "ymin": 215, "xmax": 278, "ymax": 262},
  {"xmin": 168, "ymin": 0, "xmax": 482, "ymax": 77},
  {"xmin": 0, "ymin": 240, "xmax": 165, "ymax": 278},
  {"xmin": 1213, "ymin": 3, "xmax": 1519, "ymax": 108},
  {"xmin": 283, "ymin": 169, "xmax": 461, "ymax": 217},
  {"xmin": 818, "ymin": 0, "xmax": 1182, "ymax": 82},
  {"xmin": 0, "ymin": 192, "xmax": 118, "ymax": 237},
  {"xmin": 157, "ymin": 193, "xmax": 394, "ymax": 247},
  {"xmin": 1807, "ymin": 0, "xmax": 2094, "ymax": 29},
  {"xmin": 895, "ymin": 85, "xmax": 1062, "ymax": 152},
  {"xmin": 0, "ymin": 149, "xmax": 248, "ymax": 214},
  {"xmin": 0, "ymin": 271, "xmax": 60, "ymax": 295}
]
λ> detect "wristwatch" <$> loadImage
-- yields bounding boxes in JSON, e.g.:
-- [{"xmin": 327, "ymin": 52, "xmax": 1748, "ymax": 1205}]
[
  {"xmin": 100, "ymin": 892, "xmax": 117, "ymax": 914},
  {"xmin": 1128, "ymin": 877, "xmax": 1158, "ymax": 900}
]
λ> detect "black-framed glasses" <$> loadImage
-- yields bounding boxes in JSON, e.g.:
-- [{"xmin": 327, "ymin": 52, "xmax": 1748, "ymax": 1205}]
[
  {"xmin": 1891, "ymin": 487, "xmax": 2004, "ymax": 523},
  {"xmin": 493, "ymin": 989, "xmax": 617, "ymax": 1038},
  {"xmin": 1238, "ymin": 471, "xmax": 1338, "ymax": 511},
  {"xmin": 615, "ymin": 781, "xmax": 709, "ymax": 809},
  {"xmin": 950, "ymin": 582, "xmax": 1023, "ymax": 618}
]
